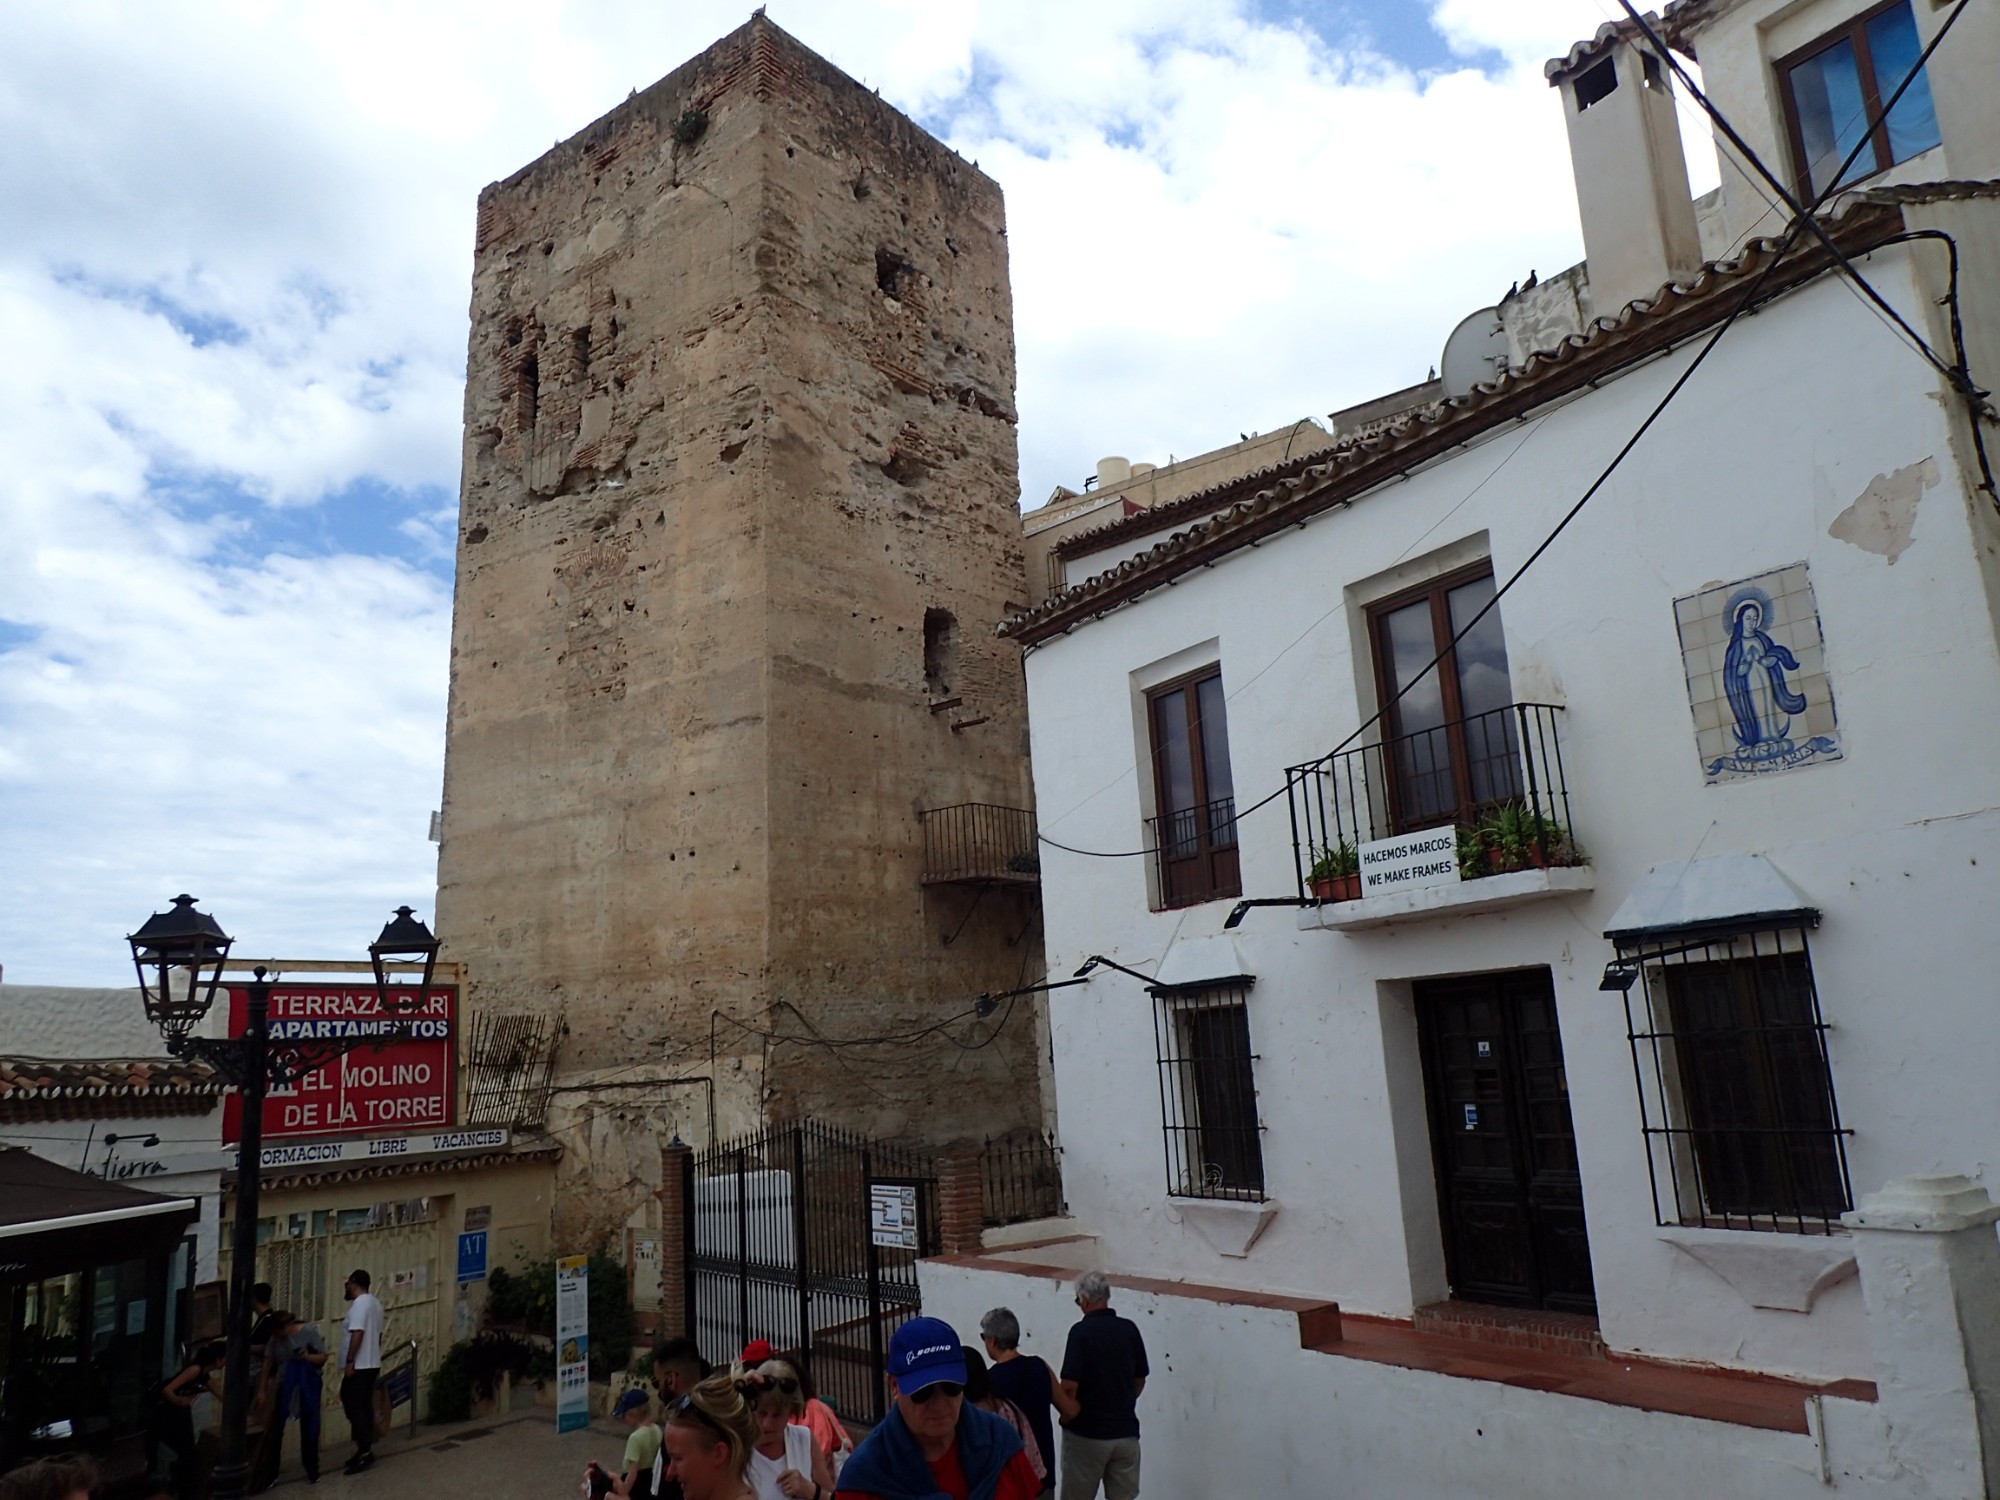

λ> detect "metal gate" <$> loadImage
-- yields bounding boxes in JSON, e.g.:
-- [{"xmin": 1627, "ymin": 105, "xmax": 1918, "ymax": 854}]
[
  {"xmin": 689, "ymin": 1121, "xmax": 937, "ymax": 1425},
  {"xmin": 228, "ymin": 1206, "xmax": 442, "ymax": 1438}
]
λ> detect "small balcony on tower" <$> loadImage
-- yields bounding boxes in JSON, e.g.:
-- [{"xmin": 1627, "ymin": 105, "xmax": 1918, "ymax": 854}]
[{"xmin": 919, "ymin": 803, "xmax": 1041, "ymax": 887}]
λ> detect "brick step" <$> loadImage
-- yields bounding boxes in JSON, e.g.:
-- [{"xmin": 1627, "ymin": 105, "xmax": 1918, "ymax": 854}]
[{"xmin": 1412, "ymin": 1300, "xmax": 1607, "ymax": 1360}]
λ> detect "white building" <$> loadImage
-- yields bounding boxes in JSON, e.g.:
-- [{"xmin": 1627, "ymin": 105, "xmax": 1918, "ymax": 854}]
[
  {"xmin": 0, "ymin": 985, "xmax": 228, "ymax": 1284},
  {"xmin": 922, "ymin": 4, "xmax": 2000, "ymax": 1497}
]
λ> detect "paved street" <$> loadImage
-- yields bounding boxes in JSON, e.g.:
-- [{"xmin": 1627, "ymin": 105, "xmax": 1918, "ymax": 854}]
[{"xmin": 265, "ymin": 1409, "xmax": 628, "ymax": 1500}]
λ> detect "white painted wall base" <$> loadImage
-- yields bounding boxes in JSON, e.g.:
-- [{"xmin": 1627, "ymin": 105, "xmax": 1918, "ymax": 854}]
[{"xmin": 920, "ymin": 1257, "xmax": 1892, "ymax": 1500}]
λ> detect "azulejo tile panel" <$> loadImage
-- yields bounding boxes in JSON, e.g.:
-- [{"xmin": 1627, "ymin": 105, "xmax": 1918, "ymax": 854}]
[{"xmin": 1673, "ymin": 562, "xmax": 1841, "ymax": 783}]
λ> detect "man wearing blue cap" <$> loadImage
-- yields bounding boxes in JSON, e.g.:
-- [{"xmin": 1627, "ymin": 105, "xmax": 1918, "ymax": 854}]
[{"xmin": 835, "ymin": 1317, "xmax": 1042, "ymax": 1500}]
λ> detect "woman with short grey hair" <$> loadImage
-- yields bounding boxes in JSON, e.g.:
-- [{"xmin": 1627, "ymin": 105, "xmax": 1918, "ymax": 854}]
[{"xmin": 978, "ymin": 1306, "xmax": 1076, "ymax": 1496}]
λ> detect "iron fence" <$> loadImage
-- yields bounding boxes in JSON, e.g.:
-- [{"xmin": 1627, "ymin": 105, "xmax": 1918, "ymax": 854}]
[
  {"xmin": 919, "ymin": 803, "xmax": 1040, "ymax": 885},
  {"xmin": 1284, "ymin": 702, "xmax": 1573, "ymax": 897},
  {"xmin": 979, "ymin": 1134, "xmax": 1065, "ymax": 1228},
  {"xmin": 690, "ymin": 1120, "xmax": 936, "ymax": 1425}
]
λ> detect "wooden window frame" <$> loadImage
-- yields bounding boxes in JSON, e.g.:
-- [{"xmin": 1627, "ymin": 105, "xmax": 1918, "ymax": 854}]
[
  {"xmin": 1144, "ymin": 665, "xmax": 1241, "ymax": 910},
  {"xmin": 1775, "ymin": 0, "xmax": 1936, "ymax": 201},
  {"xmin": 1365, "ymin": 560, "xmax": 1509, "ymax": 833}
]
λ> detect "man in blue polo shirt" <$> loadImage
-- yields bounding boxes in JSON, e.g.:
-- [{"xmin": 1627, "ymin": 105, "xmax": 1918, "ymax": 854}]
[{"xmin": 1057, "ymin": 1272, "xmax": 1147, "ymax": 1500}]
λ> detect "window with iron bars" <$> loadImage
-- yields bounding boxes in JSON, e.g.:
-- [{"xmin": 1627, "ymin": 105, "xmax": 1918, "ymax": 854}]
[
  {"xmin": 1613, "ymin": 918, "xmax": 1852, "ymax": 1233},
  {"xmin": 1151, "ymin": 981, "xmax": 1264, "ymax": 1200}
]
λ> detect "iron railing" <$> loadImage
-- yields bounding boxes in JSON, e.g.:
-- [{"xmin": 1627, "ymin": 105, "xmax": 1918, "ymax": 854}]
[
  {"xmin": 1147, "ymin": 795, "xmax": 1240, "ymax": 910},
  {"xmin": 919, "ymin": 803, "xmax": 1040, "ymax": 885},
  {"xmin": 1153, "ymin": 983, "xmax": 1264, "ymax": 1200},
  {"xmin": 979, "ymin": 1133, "xmax": 1065, "ymax": 1228},
  {"xmin": 1284, "ymin": 703, "xmax": 1573, "ymax": 897}
]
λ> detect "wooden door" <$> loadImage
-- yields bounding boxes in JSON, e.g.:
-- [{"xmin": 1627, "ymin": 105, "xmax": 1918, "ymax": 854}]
[{"xmin": 1416, "ymin": 970, "xmax": 1594, "ymax": 1313}]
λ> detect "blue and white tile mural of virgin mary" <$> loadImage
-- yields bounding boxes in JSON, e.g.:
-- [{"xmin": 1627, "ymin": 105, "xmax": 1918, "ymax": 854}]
[{"xmin": 1673, "ymin": 563, "xmax": 1842, "ymax": 783}]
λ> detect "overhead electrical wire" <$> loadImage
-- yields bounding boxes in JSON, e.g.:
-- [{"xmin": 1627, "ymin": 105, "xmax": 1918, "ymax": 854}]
[
  {"xmin": 1614, "ymin": 0, "xmax": 1988, "ymax": 406},
  {"xmin": 1035, "ymin": 13, "xmax": 1975, "ymax": 861}
]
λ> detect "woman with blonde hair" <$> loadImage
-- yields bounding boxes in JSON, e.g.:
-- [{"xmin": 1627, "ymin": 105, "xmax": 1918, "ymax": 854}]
[
  {"xmin": 740, "ymin": 1361, "xmax": 836, "ymax": 1500},
  {"xmin": 661, "ymin": 1371, "xmax": 759, "ymax": 1500}
]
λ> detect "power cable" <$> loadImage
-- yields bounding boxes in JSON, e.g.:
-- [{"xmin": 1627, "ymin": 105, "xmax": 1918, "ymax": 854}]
[
  {"xmin": 1033, "ymin": 414, "xmax": 1552, "ymax": 858},
  {"xmin": 1035, "ymin": 2, "xmax": 1982, "ymax": 861}
]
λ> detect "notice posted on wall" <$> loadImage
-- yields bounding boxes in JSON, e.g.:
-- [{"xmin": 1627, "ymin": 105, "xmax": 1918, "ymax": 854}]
[
  {"xmin": 554, "ymin": 1254, "xmax": 590, "ymax": 1434},
  {"xmin": 869, "ymin": 1181, "xmax": 920, "ymax": 1250}
]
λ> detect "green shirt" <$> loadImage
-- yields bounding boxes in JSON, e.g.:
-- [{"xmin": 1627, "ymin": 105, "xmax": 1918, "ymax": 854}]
[{"xmin": 623, "ymin": 1423, "xmax": 661, "ymax": 1475}]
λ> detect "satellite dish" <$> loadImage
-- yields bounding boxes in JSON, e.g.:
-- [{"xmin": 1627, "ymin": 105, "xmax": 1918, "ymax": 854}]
[{"xmin": 1439, "ymin": 307, "xmax": 1509, "ymax": 399}]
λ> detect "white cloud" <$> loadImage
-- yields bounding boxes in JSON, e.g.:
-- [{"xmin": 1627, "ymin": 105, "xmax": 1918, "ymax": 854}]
[{"xmin": 0, "ymin": 0, "xmax": 1723, "ymax": 982}]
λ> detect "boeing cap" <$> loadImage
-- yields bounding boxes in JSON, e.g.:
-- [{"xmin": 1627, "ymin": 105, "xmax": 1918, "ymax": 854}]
[{"xmin": 887, "ymin": 1316, "xmax": 967, "ymax": 1394}]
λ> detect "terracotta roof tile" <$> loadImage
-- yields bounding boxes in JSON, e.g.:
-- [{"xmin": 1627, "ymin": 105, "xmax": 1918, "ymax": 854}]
[
  {"xmin": 1000, "ymin": 186, "xmax": 1998, "ymax": 646},
  {"xmin": 1544, "ymin": 15, "xmax": 1655, "ymax": 83},
  {"xmin": 0, "ymin": 1057, "xmax": 222, "ymax": 1120}
]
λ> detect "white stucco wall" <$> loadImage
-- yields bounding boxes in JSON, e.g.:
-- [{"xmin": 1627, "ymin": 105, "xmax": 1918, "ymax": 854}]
[
  {"xmin": 921, "ymin": 1258, "xmax": 1892, "ymax": 1500},
  {"xmin": 1020, "ymin": 244, "xmax": 2000, "ymax": 1390},
  {"xmin": 0, "ymin": 983, "xmax": 228, "ymax": 1279}
]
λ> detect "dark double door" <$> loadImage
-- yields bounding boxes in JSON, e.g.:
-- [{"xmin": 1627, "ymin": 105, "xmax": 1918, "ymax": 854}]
[{"xmin": 1416, "ymin": 969, "xmax": 1595, "ymax": 1313}]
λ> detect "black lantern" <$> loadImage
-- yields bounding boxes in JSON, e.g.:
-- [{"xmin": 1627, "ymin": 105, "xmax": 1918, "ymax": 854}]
[
  {"xmin": 127, "ymin": 894, "xmax": 234, "ymax": 1047},
  {"xmin": 370, "ymin": 905, "xmax": 440, "ymax": 1012}
]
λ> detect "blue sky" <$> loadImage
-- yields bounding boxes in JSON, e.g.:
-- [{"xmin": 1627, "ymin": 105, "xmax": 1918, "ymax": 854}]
[{"xmin": 0, "ymin": 0, "xmax": 1711, "ymax": 985}]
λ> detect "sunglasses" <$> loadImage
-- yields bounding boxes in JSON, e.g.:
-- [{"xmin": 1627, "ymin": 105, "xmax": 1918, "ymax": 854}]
[
  {"xmin": 908, "ymin": 1382, "xmax": 965, "ymax": 1405},
  {"xmin": 667, "ymin": 1392, "xmax": 731, "ymax": 1440},
  {"xmin": 742, "ymin": 1375, "xmax": 799, "ymax": 1395}
]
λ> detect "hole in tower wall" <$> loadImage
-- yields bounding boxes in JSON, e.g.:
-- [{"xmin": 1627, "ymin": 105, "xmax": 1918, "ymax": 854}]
[
  {"xmin": 572, "ymin": 327, "xmax": 591, "ymax": 379},
  {"xmin": 519, "ymin": 352, "xmax": 540, "ymax": 429},
  {"xmin": 876, "ymin": 247, "xmax": 914, "ymax": 298},
  {"xmin": 924, "ymin": 607, "xmax": 957, "ymax": 696}
]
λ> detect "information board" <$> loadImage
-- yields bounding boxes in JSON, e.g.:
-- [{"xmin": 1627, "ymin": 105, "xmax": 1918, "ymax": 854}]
[
  {"xmin": 222, "ymin": 983, "xmax": 456, "ymax": 1144},
  {"xmin": 457, "ymin": 1232, "xmax": 488, "ymax": 1284},
  {"xmin": 869, "ymin": 1181, "xmax": 920, "ymax": 1250},
  {"xmin": 555, "ymin": 1254, "xmax": 590, "ymax": 1433}
]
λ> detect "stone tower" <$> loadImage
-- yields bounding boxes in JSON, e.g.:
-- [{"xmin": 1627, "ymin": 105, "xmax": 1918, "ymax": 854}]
[{"xmin": 437, "ymin": 16, "xmax": 1044, "ymax": 1240}]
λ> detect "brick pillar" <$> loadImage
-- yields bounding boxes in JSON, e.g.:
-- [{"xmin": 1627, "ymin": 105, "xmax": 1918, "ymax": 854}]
[
  {"xmin": 657, "ymin": 1140, "xmax": 694, "ymax": 1338},
  {"xmin": 937, "ymin": 1147, "xmax": 985, "ymax": 1255}
]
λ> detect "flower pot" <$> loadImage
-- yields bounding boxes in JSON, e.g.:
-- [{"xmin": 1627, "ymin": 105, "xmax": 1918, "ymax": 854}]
[{"xmin": 1312, "ymin": 873, "xmax": 1363, "ymax": 902}]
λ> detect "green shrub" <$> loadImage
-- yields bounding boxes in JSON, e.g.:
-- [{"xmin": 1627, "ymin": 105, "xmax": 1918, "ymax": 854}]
[
  {"xmin": 428, "ymin": 1342, "xmax": 474, "ymax": 1425},
  {"xmin": 482, "ymin": 1247, "xmax": 634, "ymax": 1379}
]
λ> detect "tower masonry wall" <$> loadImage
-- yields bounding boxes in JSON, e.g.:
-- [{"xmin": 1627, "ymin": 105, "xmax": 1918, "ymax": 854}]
[{"xmin": 438, "ymin": 17, "xmax": 1043, "ymax": 1242}]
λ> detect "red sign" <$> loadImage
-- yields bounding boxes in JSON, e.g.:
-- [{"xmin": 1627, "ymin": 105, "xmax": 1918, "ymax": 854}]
[{"xmin": 221, "ymin": 984, "xmax": 456, "ymax": 1144}]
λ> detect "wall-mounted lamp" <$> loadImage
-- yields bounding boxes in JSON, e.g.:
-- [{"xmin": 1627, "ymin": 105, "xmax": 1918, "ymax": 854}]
[{"xmin": 1599, "ymin": 959, "xmax": 1641, "ymax": 993}]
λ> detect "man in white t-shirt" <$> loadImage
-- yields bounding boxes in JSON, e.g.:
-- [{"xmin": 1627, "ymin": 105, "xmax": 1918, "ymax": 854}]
[{"xmin": 339, "ymin": 1268, "xmax": 387, "ymax": 1475}]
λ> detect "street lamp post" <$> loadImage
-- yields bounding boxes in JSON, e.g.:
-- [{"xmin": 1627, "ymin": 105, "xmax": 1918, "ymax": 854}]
[{"xmin": 127, "ymin": 895, "xmax": 440, "ymax": 1500}]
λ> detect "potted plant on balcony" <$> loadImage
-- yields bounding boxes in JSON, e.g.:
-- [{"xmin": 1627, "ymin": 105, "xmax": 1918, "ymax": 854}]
[
  {"xmin": 1471, "ymin": 801, "xmax": 1577, "ymax": 875},
  {"xmin": 1307, "ymin": 841, "xmax": 1362, "ymax": 902}
]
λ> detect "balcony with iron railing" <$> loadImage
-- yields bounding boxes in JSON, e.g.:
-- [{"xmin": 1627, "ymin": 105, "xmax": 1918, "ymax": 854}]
[
  {"xmin": 1148, "ymin": 796, "xmax": 1240, "ymax": 911},
  {"xmin": 919, "ymin": 803, "xmax": 1040, "ymax": 886},
  {"xmin": 1284, "ymin": 703, "xmax": 1591, "ymax": 928}
]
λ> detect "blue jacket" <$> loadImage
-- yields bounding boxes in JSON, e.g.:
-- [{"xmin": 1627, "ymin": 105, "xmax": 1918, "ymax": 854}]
[{"xmin": 838, "ymin": 1401, "xmax": 1022, "ymax": 1500}]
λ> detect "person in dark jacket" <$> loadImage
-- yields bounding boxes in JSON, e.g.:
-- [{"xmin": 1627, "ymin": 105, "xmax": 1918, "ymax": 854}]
[{"xmin": 834, "ymin": 1318, "xmax": 1039, "ymax": 1500}]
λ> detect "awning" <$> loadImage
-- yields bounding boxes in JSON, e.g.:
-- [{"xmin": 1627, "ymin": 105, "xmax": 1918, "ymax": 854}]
[
  {"xmin": 0, "ymin": 1146, "xmax": 198, "ymax": 1282},
  {"xmin": 1603, "ymin": 852, "xmax": 1817, "ymax": 943}
]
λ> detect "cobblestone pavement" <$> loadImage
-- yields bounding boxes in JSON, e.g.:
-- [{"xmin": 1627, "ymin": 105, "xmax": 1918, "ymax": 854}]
[{"xmin": 263, "ymin": 1408, "xmax": 629, "ymax": 1500}]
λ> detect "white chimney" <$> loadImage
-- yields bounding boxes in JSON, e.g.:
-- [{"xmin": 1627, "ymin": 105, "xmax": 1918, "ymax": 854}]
[{"xmin": 1547, "ymin": 20, "xmax": 1701, "ymax": 318}]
